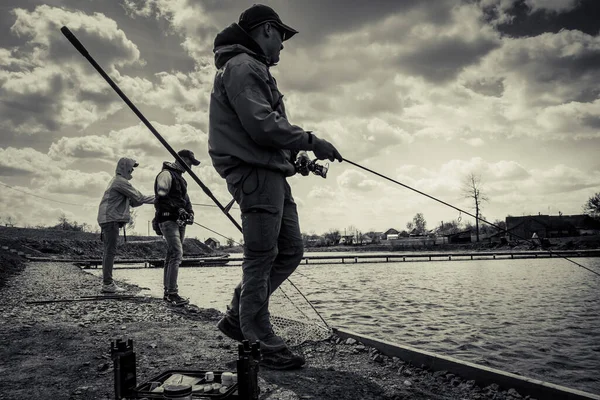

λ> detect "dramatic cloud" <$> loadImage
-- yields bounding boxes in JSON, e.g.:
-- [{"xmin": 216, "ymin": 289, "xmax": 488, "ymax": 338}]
[
  {"xmin": 48, "ymin": 122, "xmax": 207, "ymax": 162},
  {"xmin": 0, "ymin": 147, "xmax": 62, "ymax": 177},
  {"xmin": 0, "ymin": 5, "xmax": 142, "ymax": 135},
  {"xmin": 0, "ymin": 0, "xmax": 598, "ymax": 235}
]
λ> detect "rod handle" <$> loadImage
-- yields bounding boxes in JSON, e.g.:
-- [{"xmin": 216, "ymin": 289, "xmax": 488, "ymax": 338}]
[{"xmin": 61, "ymin": 26, "xmax": 89, "ymax": 57}]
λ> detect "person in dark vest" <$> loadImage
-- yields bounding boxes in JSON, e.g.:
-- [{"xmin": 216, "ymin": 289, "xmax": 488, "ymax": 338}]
[{"xmin": 154, "ymin": 149, "xmax": 200, "ymax": 306}]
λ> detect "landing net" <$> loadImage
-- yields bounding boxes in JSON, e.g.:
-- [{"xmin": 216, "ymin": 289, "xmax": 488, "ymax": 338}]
[{"xmin": 269, "ymin": 278, "xmax": 332, "ymax": 347}]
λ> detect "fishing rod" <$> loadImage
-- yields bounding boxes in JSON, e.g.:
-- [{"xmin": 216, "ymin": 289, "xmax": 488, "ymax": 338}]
[
  {"xmin": 342, "ymin": 158, "xmax": 600, "ymax": 278},
  {"xmin": 26, "ymin": 295, "xmax": 143, "ymax": 304},
  {"xmin": 61, "ymin": 26, "xmax": 332, "ymax": 332},
  {"xmin": 60, "ymin": 26, "xmax": 241, "ymax": 233},
  {"xmin": 193, "ymin": 221, "xmax": 242, "ymax": 246}
]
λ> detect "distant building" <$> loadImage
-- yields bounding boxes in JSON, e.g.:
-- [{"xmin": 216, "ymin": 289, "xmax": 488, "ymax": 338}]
[
  {"xmin": 204, "ymin": 237, "xmax": 220, "ymax": 249},
  {"xmin": 505, "ymin": 214, "xmax": 600, "ymax": 240},
  {"xmin": 445, "ymin": 229, "xmax": 473, "ymax": 244},
  {"xmin": 339, "ymin": 235, "xmax": 355, "ymax": 245},
  {"xmin": 383, "ymin": 228, "xmax": 400, "ymax": 240},
  {"xmin": 306, "ymin": 236, "xmax": 330, "ymax": 247}
]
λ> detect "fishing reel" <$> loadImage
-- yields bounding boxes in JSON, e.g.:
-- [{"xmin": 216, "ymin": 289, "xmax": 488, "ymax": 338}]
[
  {"xmin": 295, "ymin": 151, "xmax": 329, "ymax": 179},
  {"xmin": 177, "ymin": 208, "xmax": 194, "ymax": 227}
]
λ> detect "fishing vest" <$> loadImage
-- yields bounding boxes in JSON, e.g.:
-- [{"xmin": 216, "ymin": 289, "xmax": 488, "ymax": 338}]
[{"xmin": 154, "ymin": 164, "xmax": 188, "ymax": 222}]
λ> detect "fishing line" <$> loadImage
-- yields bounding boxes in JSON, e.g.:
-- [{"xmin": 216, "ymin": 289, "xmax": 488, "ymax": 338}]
[
  {"xmin": 192, "ymin": 221, "xmax": 242, "ymax": 246},
  {"xmin": 0, "ymin": 181, "xmax": 93, "ymax": 207},
  {"xmin": 342, "ymin": 158, "xmax": 600, "ymax": 278},
  {"xmin": 191, "ymin": 202, "xmax": 239, "ymax": 210}
]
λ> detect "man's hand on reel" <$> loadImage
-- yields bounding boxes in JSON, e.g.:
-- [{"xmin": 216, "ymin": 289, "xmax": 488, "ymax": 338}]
[
  {"xmin": 312, "ymin": 135, "xmax": 342, "ymax": 163},
  {"xmin": 177, "ymin": 208, "xmax": 194, "ymax": 227}
]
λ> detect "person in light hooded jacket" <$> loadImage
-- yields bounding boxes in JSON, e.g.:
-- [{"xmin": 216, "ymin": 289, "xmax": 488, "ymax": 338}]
[{"xmin": 97, "ymin": 157, "xmax": 154, "ymax": 293}]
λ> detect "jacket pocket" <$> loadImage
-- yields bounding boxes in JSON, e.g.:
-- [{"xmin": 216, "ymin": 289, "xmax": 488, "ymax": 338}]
[{"xmin": 241, "ymin": 204, "xmax": 280, "ymax": 252}]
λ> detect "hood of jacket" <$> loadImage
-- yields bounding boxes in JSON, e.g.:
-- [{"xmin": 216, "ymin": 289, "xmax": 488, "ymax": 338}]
[
  {"xmin": 115, "ymin": 157, "xmax": 137, "ymax": 180},
  {"xmin": 162, "ymin": 161, "xmax": 186, "ymax": 174},
  {"xmin": 213, "ymin": 23, "xmax": 269, "ymax": 69}
]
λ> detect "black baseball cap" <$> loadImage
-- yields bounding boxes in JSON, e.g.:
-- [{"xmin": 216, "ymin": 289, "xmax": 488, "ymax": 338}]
[
  {"xmin": 177, "ymin": 149, "xmax": 201, "ymax": 166},
  {"xmin": 239, "ymin": 4, "xmax": 298, "ymax": 41}
]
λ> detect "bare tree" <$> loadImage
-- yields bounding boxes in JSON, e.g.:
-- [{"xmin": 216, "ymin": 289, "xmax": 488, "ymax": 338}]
[
  {"xmin": 407, "ymin": 213, "xmax": 427, "ymax": 235},
  {"xmin": 324, "ymin": 229, "xmax": 341, "ymax": 245},
  {"xmin": 437, "ymin": 219, "xmax": 462, "ymax": 235},
  {"xmin": 4, "ymin": 215, "xmax": 16, "ymax": 227},
  {"xmin": 583, "ymin": 192, "xmax": 600, "ymax": 219},
  {"xmin": 462, "ymin": 173, "xmax": 488, "ymax": 242},
  {"xmin": 58, "ymin": 213, "xmax": 69, "ymax": 230}
]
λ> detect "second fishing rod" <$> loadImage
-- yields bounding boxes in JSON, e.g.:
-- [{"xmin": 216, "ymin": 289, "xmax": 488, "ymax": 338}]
[
  {"xmin": 60, "ymin": 26, "xmax": 332, "ymax": 329},
  {"xmin": 61, "ymin": 26, "xmax": 598, "ymax": 281}
]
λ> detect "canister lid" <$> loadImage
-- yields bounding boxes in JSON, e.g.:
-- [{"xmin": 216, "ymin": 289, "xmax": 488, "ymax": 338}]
[
  {"xmin": 163, "ymin": 384, "xmax": 192, "ymax": 396},
  {"xmin": 221, "ymin": 372, "xmax": 234, "ymax": 384}
]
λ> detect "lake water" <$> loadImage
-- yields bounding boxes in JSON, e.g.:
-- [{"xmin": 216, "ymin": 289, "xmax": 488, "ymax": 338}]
[{"xmin": 92, "ymin": 256, "xmax": 600, "ymax": 395}]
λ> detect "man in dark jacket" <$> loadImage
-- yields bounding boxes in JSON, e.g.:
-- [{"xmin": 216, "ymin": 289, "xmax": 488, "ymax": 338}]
[
  {"xmin": 154, "ymin": 149, "xmax": 200, "ymax": 306},
  {"xmin": 208, "ymin": 4, "xmax": 342, "ymax": 369}
]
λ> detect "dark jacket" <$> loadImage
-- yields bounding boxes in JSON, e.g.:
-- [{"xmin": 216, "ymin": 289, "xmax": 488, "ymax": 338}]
[
  {"xmin": 208, "ymin": 23, "xmax": 315, "ymax": 186},
  {"xmin": 154, "ymin": 162, "xmax": 193, "ymax": 222}
]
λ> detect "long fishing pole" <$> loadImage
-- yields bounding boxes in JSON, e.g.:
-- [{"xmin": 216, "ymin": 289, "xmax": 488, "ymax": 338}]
[
  {"xmin": 60, "ymin": 26, "xmax": 242, "ymax": 233},
  {"xmin": 61, "ymin": 26, "xmax": 331, "ymax": 330},
  {"xmin": 342, "ymin": 158, "xmax": 600, "ymax": 278}
]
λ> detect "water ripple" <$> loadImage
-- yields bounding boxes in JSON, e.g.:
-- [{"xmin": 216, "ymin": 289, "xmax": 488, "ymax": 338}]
[{"xmin": 105, "ymin": 256, "xmax": 600, "ymax": 395}]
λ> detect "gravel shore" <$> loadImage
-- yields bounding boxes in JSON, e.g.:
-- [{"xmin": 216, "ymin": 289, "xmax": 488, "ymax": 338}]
[{"xmin": 0, "ymin": 257, "xmax": 535, "ymax": 400}]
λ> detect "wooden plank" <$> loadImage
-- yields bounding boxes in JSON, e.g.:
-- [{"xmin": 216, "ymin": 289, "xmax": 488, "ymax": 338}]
[{"xmin": 334, "ymin": 328, "xmax": 600, "ymax": 400}]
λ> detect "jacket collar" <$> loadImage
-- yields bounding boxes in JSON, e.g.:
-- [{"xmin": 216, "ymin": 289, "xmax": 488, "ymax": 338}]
[{"xmin": 213, "ymin": 23, "xmax": 270, "ymax": 68}]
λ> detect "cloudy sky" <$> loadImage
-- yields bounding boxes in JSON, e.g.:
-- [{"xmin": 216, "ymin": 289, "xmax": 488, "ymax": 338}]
[{"xmin": 0, "ymin": 0, "xmax": 599, "ymax": 241}]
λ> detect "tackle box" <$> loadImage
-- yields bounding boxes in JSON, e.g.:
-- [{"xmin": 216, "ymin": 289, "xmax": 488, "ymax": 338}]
[{"xmin": 132, "ymin": 369, "xmax": 238, "ymax": 399}]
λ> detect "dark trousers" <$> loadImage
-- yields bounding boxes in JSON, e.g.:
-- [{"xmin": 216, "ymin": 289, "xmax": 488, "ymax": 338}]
[
  {"xmin": 100, "ymin": 222, "xmax": 120, "ymax": 285},
  {"xmin": 227, "ymin": 167, "xmax": 304, "ymax": 354},
  {"xmin": 159, "ymin": 220, "xmax": 186, "ymax": 295}
]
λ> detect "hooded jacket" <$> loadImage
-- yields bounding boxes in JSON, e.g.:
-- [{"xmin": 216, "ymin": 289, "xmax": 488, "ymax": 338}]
[
  {"xmin": 97, "ymin": 158, "xmax": 155, "ymax": 225},
  {"xmin": 208, "ymin": 23, "xmax": 315, "ymax": 185}
]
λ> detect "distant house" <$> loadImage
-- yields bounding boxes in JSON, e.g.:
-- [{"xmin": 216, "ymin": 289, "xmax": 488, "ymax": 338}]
[
  {"xmin": 383, "ymin": 228, "xmax": 400, "ymax": 240},
  {"xmin": 339, "ymin": 235, "xmax": 355, "ymax": 245},
  {"xmin": 360, "ymin": 234, "xmax": 376, "ymax": 244},
  {"xmin": 306, "ymin": 236, "xmax": 330, "ymax": 247},
  {"xmin": 204, "ymin": 237, "xmax": 220, "ymax": 249},
  {"xmin": 505, "ymin": 214, "xmax": 600, "ymax": 240},
  {"xmin": 446, "ymin": 229, "xmax": 472, "ymax": 244},
  {"xmin": 372, "ymin": 232, "xmax": 385, "ymax": 241}
]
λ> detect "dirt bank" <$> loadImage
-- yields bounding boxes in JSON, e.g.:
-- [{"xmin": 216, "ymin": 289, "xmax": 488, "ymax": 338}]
[
  {"xmin": 0, "ymin": 259, "xmax": 537, "ymax": 400},
  {"xmin": 0, "ymin": 226, "xmax": 220, "ymax": 259}
]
